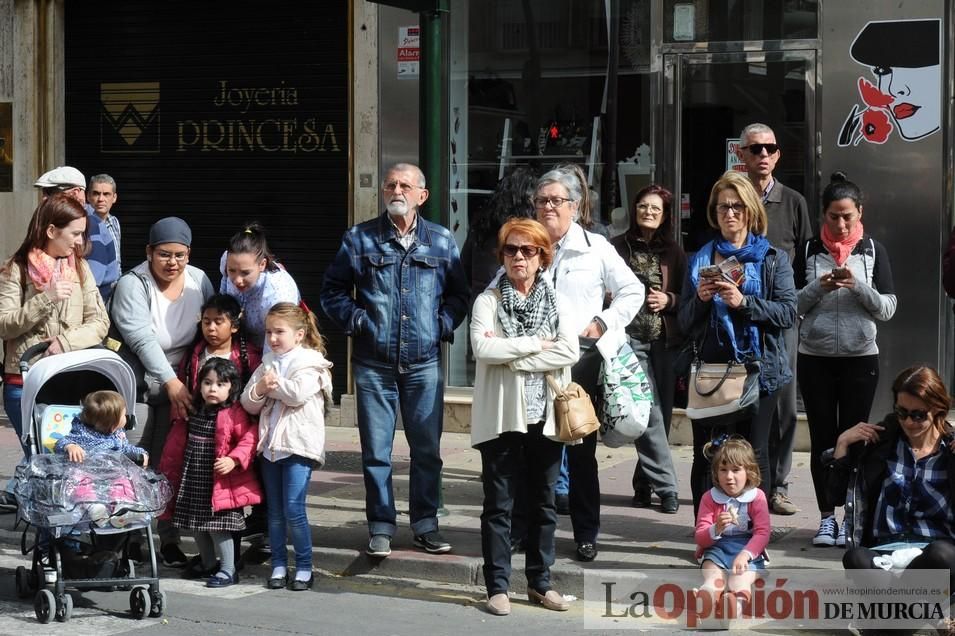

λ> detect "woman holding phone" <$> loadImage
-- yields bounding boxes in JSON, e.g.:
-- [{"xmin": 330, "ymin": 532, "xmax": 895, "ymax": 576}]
[
  {"xmin": 678, "ymin": 171, "xmax": 796, "ymax": 515},
  {"xmin": 793, "ymin": 171, "xmax": 897, "ymax": 549}
]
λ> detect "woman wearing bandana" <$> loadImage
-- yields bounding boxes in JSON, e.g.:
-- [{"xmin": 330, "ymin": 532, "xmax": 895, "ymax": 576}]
[
  {"xmin": 678, "ymin": 171, "xmax": 796, "ymax": 515},
  {"xmin": 795, "ymin": 172, "xmax": 896, "ymax": 548}
]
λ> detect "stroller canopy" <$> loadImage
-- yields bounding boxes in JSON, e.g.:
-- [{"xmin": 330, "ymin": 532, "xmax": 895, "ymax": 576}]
[{"xmin": 20, "ymin": 349, "xmax": 138, "ymax": 441}]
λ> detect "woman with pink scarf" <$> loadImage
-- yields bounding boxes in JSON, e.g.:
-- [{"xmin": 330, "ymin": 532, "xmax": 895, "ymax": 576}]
[
  {"xmin": 0, "ymin": 194, "xmax": 109, "ymax": 463},
  {"xmin": 793, "ymin": 171, "xmax": 897, "ymax": 549}
]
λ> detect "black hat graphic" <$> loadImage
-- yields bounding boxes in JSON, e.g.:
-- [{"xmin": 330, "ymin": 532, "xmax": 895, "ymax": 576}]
[{"xmin": 850, "ymin": 19, "xmax": 940, "ymax": 69}]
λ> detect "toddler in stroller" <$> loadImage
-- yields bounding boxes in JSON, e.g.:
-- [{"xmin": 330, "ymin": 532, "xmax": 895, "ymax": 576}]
[{"xmin": 11, "ymin": 347, "xmax": 172, "ymax": 624}]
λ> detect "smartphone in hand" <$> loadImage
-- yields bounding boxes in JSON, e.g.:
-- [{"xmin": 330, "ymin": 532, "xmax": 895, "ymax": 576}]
[
  {"xmin": 831, "ymin": 267, "xmax": 850, "ymax": 280},
  {"xmin": 700, "ymin": 265, "xmax": 721, "ymax": 280}
]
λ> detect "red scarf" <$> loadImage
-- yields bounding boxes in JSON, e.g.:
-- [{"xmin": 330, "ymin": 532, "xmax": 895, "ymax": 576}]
[{"xmin": 820, "ymin": 221, "xmax": 864, "ymax": 267}]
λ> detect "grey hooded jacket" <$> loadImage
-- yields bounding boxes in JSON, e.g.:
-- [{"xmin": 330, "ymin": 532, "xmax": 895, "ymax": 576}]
[{"xmin": 794, "ymin": 235, "xmax": 896, "ymax": 357}]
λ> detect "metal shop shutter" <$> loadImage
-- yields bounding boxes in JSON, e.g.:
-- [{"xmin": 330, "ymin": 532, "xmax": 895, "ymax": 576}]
[{"xmin": 64, "ymin": 1, "xmax": 349, "ymax": 398}]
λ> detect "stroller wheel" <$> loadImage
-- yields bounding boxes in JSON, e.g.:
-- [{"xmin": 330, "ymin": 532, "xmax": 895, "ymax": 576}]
[
  {"xmin": 149, "ymin": 590, "xmax": 166, "ymax": 618},
  {"xmin": 55, "ymin": 593, "xmax": 73, "ymax": 622},
  {"xmin": 15, "ymin": 566, "xmax": 33, "ymax": 599},
  {"xmin": 129, "ymin": 586, "xmax": 151, "ymax": 620},
  {"xmin": 34, "ymin": 588, "xmax": 55, "ymax": 624}
]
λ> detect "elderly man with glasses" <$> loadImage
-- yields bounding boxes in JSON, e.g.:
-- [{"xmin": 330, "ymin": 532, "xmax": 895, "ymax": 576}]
[
  {"xmin": 321, "ymin": 162, "xmax": 469, "ymax": 559},
  {"xmin": 34, "ymin": 166, "xmax": 120, "ymax": 302},
  {"xmin": 736, "ymin": 124, "xmax": 813, "ymax": 518}
]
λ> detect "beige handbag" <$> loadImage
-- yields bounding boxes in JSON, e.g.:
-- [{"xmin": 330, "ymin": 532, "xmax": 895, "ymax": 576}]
[
  {"xmin": 546, "ymin": 375, "xmax": 600, "ymax": 442},
  {"xmin": 685, "ymin": 361, "xmax": 760, "ymax": 424}
]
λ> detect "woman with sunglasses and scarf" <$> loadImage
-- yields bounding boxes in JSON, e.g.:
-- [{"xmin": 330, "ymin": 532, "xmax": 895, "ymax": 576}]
[
  {"xmin": 824, "ymin": 366, "xmax": 955, "ymax": 593},
  {"xmin": 794, "ymin": 172, "xmax": 896, "ymax": 548},
  {"xmin": 470, "ymin": 218, "xmax": 579, "ymax": 616}
]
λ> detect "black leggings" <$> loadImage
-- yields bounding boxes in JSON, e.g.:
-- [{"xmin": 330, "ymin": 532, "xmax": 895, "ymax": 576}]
[{"xmin": 798, "ymin": 353, "xmax": 879, "ymax": 512}]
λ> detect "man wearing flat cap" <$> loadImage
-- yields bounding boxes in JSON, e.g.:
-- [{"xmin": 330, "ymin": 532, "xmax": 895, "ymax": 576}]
[
  {"xmin": 34, "ymin": 166, "xmax": 120, "ymax": 301},
  {"xmin": 109, "ymin": 216, "xmax": 214, "ymax": 567}
]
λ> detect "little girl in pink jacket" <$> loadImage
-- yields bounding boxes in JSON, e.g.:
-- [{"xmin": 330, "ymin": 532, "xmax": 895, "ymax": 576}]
[{"xmin": 694, "ymin": 435, "xmax": 770, "ymax": 607}]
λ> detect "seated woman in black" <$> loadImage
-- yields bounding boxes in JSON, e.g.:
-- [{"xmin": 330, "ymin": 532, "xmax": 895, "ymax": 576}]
[{"xmin": 824, "ymin": 365, "xmax": 955, "ymax": 589}]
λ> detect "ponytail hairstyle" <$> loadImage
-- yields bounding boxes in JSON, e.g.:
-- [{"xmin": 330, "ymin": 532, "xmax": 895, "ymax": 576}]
[
  {"xmin": 193, "ymin": 357, "xmax": 242, "ymax": 411},
  {"xmin": 227, "ymin": 222, "xmax": 278, "ymax": 272},
  {"xmin": 703, "ymin": 434, "xmax": 761, "ymax": 491},
  {"xmin": 267, "ymin": 302, "xmax": 326, "ymax": 354}
]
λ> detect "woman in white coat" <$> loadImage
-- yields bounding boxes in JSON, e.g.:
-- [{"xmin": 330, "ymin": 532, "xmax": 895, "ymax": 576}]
[{"xmin": 470, "ymin": 218, "xmax": 579, "ymax": 616}]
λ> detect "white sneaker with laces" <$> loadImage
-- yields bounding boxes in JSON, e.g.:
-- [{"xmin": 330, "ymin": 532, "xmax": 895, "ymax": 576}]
[
  {"xmin": 813, "ymin": 515, "xmax": 838, "ymax": 547},
  {"xmin": 836, "ymin": 520, "xmax": 847, "ymax": 547}
]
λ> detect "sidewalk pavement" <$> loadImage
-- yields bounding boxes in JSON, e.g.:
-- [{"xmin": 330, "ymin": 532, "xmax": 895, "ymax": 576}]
[{"xmin": 0, "ymin": 417, "xmax": 845, "ymax": 597}]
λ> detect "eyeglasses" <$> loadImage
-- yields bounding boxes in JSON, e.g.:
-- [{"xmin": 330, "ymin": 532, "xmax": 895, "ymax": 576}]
[
  {"xmin": 383, "ymin": 181, "xmax": 422, "ymax": 192},
  {"xmin": 154, "ymin": 250, "xmax": 188, "ymax": 262},
  {"xmin": 533, "ymin": 196, "xmax": 573, "ymax": 209},
  {"xmin": 894, "ymin": 406, "xmax": 931, "ymax": 423},
  {"xmin": 636, "ymin": 202, "xmax": 663, "ymax": 215},
  {"xmin": 716, "ymin": 203, "xmax": 746, "ymax": 216},
  {"xmin": 741, "ymin": 143, "xmax": 779, "ymax": 156},
  {"xmin": 502, "ymin": 244, "xmax": 542, "ymax": 258}
]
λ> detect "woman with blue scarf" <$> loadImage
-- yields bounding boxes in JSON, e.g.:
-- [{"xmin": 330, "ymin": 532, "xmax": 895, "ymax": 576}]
[{"xmin": 678, "ymin": 171, "xmax": 797, "ymax": 515}]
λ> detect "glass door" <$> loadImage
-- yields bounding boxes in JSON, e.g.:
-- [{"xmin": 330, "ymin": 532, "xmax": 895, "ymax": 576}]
[{"xmin": 662, "ymin": 50, "xmax": 817, "ymax": 252}]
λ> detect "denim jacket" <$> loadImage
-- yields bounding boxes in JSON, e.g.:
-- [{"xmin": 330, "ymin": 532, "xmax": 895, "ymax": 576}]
[{"xmin": 320, "ymin": 212, "xmax": 470, "ymax": 371}]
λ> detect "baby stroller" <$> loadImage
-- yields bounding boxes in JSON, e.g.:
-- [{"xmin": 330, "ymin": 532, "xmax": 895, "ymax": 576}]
[{"xmin": 10, "ymin": 344, "xmax": 171, "ymax": 623}]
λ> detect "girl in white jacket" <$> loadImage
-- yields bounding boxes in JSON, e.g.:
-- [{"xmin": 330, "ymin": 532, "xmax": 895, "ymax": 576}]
[{"xmin": 241, "ymin": 302, "xmax": 333, "ymax": 591}]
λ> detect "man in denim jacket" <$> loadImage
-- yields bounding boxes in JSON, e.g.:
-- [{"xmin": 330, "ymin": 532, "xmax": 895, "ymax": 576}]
[{"xmin": 321, "ymin": 163, "xmax": 469, "ymax": 558}]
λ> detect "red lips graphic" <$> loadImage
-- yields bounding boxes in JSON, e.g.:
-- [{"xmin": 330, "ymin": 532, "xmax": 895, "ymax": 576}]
[{"xmin": 893, "ymin": 103, "xmax": 920, "ymax": 120}]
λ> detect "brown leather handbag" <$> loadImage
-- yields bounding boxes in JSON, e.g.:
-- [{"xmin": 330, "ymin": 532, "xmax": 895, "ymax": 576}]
[{"xmin": 546, "ymin": 375, "xmax": 600, "ymax": 442}]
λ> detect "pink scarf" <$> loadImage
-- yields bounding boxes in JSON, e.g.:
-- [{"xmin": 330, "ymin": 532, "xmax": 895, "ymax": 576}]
[
  {"xmin": 820, "ymin": 221, "xmax": 864, "ymax": 267},
  {"xmin": 26, "ymin": 248, "xmax": 79, "ymax": 292}
]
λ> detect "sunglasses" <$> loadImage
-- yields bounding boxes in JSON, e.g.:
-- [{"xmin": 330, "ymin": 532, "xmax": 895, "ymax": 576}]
[
  {"xmin": 502, "ymin": 244, "xmax": 542, "ymax": 258},
  {"xmin": 894, "ymin": 406, "xmax": 931, "ymax": 423},
  {"xmin": 742, "ymin": 143, "xmax": 779, "ymax": 156}
]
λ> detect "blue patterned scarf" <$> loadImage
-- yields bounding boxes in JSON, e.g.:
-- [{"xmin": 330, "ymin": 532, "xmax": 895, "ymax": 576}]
[{"xmin": 690, "ymin": 233, "xmax": 770, "ymax": 361}]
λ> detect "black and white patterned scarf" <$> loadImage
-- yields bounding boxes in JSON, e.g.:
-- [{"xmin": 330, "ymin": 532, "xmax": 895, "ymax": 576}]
[{"xmin": 496, "ymin": 274, "xmax": 559, "ymax": 337}]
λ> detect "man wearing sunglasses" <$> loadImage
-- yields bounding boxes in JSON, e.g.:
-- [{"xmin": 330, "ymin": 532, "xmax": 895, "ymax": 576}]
[{"xmin": 736, "ymin": 124, "xmax": 813, "ymax": 519}]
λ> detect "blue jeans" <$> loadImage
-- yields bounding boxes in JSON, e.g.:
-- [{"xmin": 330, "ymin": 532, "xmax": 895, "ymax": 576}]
[
  {"xmin": 4, "ymin": 383, "xmax": 28, "ymax": 457},
  {"xmin": 260, "ymin": 455, "xmax": 314, "ymax": 570},
  {"xmin": 554, "ymin": 448, "xmax": 569, "ymax": 496},
  {"xmin": 353, "ymin": 362, "xmax": 443, "ymax": 537}
]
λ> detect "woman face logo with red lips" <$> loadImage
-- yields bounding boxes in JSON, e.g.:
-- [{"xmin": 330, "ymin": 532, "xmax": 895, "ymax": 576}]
[
  {"xmin": 837, "ymin": 19, "xmax": 941, "ymax": 146},
  {"xmin": 875, "ymin": 64, "xmax": 941, "ymax": 140}
]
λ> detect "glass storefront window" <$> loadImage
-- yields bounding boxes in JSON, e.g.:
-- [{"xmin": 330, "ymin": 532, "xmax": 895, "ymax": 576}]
[
  {"xmin": 447, "ymin": 0, "xmax": 654, "ymax": 387},
  {"xmin": 664, "ymin": 0, "xmax": 818, "ymax": 43}
]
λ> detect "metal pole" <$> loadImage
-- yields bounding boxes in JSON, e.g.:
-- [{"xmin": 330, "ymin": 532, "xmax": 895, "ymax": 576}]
[
  {"xmin": 418, "ymin": 0, "xmax": 449, "ymax": 223},
  {"xmin": 418, "ymin": 1, "xmax": 450, "ymax": 516}
]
